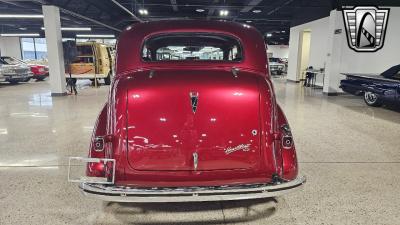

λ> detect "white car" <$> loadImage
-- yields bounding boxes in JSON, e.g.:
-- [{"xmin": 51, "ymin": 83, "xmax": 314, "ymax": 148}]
[
  {"xmin": 269, "ymin": 58, "xmax": 286, "ymax": 75},
  {"xmin": 0, "ymin": 66, "xmax": 5, "ymax": 82},
  {"xmin": 0, "ymin": 57, "xmax": 33, "ymax": 84}
]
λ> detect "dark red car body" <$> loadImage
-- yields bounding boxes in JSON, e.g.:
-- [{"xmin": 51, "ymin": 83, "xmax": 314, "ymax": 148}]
[{"xmin": 78, "ymin": 20, "xmax": 304, "ymax": 202}]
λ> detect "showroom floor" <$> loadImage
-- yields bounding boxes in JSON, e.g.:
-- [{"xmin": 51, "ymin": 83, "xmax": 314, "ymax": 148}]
[{"xmin": 1, "ymin": 78, "xmax": 399, "ymax": 225}]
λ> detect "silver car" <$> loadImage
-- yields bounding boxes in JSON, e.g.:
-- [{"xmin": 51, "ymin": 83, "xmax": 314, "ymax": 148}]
[{"xmin": 0, "ymin": 57, "xmax": 33, "ymax": 84}]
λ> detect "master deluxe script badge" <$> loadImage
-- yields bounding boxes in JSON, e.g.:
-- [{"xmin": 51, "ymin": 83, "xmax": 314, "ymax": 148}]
[{"xmin": 343, "ymin": 6, "xmax": 389, "ymax": 52}]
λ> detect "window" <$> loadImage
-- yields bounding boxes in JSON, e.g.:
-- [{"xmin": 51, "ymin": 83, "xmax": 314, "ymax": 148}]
[
  {"xmin": 76, "ymin": 45, "xmax": 93, "ymax": 56},
  {"xmin": 21, "ymin": 38, "xmax": 35, "ymax": 60},
  {"xmin": 34, "ymin": 38, "xmax": 47, "ymax": 59},
  {"xmin": 142, "ymin": 33, "xmax": 242, "ymax": 62},
  {"xmin": 393, "ymin": 73, "xmax": 400, "ymax": 80},
  {"xmin": 21, "ymin": 38, "xmax": 48, "ymax": 60}
]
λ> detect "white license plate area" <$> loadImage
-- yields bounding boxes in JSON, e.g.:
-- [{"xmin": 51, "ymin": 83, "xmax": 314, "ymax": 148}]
[{"xmin": 68, "ymin": 157, "xmax": 115, "ymax": 184}]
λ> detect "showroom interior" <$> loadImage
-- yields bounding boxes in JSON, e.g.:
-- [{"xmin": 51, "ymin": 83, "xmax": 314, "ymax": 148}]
[{"xmin": 0, "ymin": 0, "xmax": 400, "ymax": 225}]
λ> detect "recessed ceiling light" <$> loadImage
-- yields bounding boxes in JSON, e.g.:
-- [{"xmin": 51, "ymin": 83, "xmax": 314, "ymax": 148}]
[
  {"xmin": 0, "ymin": 14, "xmax": 43, "ymax": 18},
  {"xmin": 138, "ymin": 9, "xmax": 148, "ymax": 15},
  {"xmin": 246, "ymin": 20, "xmax": 252, "ymax": 23},
  {"xmin": 76, "ymin": 34, "xmax": 115, "ymax": 38},
  {"xmin": 282, "ymin": 30, "xmax": 286, "ymax": 33},
  {"xmin": 196, "ymin": 9, "xmax": 205, "ymax": 12},
  {"xmin": 18, "ymin": 27, "xmax": 27, "ymax": 30},
  {"xmin": 219, "ymin": 10, "xmax": 229, "ymax": 16},
  {"xmin": 1, "ymin": 33, "xmax": 40, "ymax": 37},
  {"xmin": 266, "ymin": 33, "xmax": 272, "ymax": 37},
  {"xmin": 252, "ymin": 9, "xmax": 262, "ymax": 13}
]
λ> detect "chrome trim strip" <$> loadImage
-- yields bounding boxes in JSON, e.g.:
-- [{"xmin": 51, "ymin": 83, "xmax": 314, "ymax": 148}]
[{"xmin": 79, "ymin": 176, "xmax": 306, "ymax": 202}]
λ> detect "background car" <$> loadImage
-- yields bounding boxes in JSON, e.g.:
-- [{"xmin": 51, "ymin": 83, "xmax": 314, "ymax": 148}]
[
  {"xmin": 0, "ymin": 57, "xmax": 32, "ymax": 84},
  {"xmin": 66, "ymin": 42, "xmax": 114, "ymax": 85},
  {"xmin": 269, "ymin": 57, "xmax": 286, "ymax": 75},
  {"xmin": 340, "ymin": 70, "xmax": 400, "ymax": 107},
  {"xmin": 0, "ymin": 56, "xmax": 49, "ymax": 81}
]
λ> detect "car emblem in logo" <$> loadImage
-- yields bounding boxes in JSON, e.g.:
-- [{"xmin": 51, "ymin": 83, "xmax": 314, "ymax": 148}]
[
  {"xmin": 189, "ymin": 92, "xmax": 199, "ymax": 113},
  {"xmin": 343, "ymin": 6, "xmax": 390, "ymax": 52}
]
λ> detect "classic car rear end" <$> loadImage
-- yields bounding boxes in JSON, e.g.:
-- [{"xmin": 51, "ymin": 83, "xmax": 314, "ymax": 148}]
[{"xmin": 69, "ymin": 20, "xmax": 305, "ymax": 202}]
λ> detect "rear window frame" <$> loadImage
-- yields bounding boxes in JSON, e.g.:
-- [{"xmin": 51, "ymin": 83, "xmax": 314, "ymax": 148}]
[{"xmin": 140, "ymin": 32, "xmax": 245, "ymax": 64}]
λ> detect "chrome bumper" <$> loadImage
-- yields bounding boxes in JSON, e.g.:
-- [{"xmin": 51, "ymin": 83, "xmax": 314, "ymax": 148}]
[
  {"xmin": 4, "ymin": 73, "xmax": 32, "ymax": 80},
  {"xmin": 79, "ymin": 176, "xmax": 306, "ymax": 202}
]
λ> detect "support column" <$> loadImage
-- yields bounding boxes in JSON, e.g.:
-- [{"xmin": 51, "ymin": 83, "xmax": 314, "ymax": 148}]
[
  {"xmin": 43, "ymin": 5, "xmax": 66, "ymax": 96},
  {"xmin": 323, "ymin": 10, "xmax": 346, "ymax": 95}
]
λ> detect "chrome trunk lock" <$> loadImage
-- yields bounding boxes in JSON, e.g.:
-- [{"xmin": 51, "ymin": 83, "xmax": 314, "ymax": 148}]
[{"xmin": 193, "ymin": 152, "xmax": 198, "ymax": 171}]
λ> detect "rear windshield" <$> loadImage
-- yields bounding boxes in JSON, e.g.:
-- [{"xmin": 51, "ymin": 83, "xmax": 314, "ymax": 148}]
[
  {"xmin": 77, "ymin": 45, "xmax": 93, "ymax": 56},
  {"xmin": 142, "ymin": 33, "xmax": 243, "ymax": 62}
]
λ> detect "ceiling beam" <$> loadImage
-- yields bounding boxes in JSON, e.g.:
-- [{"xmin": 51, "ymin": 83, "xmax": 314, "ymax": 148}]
[
  {"xmin": 267, "ymin": 0, "xmax": 295, "ymax": 16},
  {"xmin": 26, "ymin": 0, "xmax": 123, "ymax": 32},
  {"xmin": 170, "ymin": 0, "xmax": 178, "ymax": 12},
  {"xmin": 59, "ymin": 7, "xmax": 122, "ymax": 32},
  {"xmin": 0, "ymin": 0, "xmax": 77, "ymax": 23},
  {"xmin": 240, "ymin": 0, "xmax": 263, "ymax": 13},
  {"xmin": 207, "ymin": 0, "xmax": 219, "ymax": 17},
  {"xmin": 109, "ymin": 0, "xmax": 143, "ymax": 22}
]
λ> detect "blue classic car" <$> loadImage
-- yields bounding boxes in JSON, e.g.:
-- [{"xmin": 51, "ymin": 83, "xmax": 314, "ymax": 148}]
[{"xmin": 340, "ymin": 65, "xmax": 400, "ymax": 107}]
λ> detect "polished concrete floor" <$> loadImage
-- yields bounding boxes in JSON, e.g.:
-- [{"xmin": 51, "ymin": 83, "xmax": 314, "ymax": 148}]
[{"xmin": 1, "ymin": 78, "xmax": 399, "ymax": 225}]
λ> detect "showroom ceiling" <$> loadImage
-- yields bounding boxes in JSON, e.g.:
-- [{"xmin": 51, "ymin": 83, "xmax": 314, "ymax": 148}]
[{"xmin": 0, "ymin": 0, "xmax": 400, "ymax": 44}]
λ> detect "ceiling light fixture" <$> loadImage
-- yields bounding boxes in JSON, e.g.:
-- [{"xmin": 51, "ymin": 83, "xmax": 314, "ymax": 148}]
[
  {"xmin": 196, "ymin": 9, "xmax": 205, "ymax": 12},
  {"xmin": 266, "ymin": 33, "xmax": 272, "ymax": 37},
  {"xmin": 138, "ymin": 9, "xmax": 148, "ymax": 15},
  {"xmin": 41, "ymin": 27, "xmax": 92, "ymax": 31},
  {"xmin": 246, "ymin": 20, "xmax": 252, "ymax": 23},
  {"xmin": 282, "ymin": 30, "xmax": 286, "ymax": 33},
  {"xmin": 0, "ymin": 14, "xmax": 43, "ymax": 18},
  {"xmin": 76, "ymin": 34, "xmax": 115, "ymax": 38},
  {"xmin": 1, "ymin": 33, "xmax": 40, "ymax": 37},
  {"xmin": 219, "ymin": 10, "xmax": 229, "ymax": 16},
  {"xmin": 252, "ymin": 9, "xmax": 262, "ymax": 13}
]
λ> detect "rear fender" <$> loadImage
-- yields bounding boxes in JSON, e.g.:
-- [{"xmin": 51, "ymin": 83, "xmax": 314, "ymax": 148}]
[
  {"xmin": 276, "ymin": 104, "xmax": 298, "ymax": 181},
  {"xmin": 87, "ymin": 103, "xmax": 109, "ymax": 177}
]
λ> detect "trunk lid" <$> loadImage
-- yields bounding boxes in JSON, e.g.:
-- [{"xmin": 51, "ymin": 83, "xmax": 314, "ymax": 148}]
[{"xmin": 126, "ymin": 69, "xmax": 263, "ymax": 171}]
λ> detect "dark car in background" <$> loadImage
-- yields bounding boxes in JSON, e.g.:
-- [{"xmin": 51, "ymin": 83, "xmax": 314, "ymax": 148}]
[{"xmin": 340, "ymin": 66, "xmax": 400, "ymax": 107}]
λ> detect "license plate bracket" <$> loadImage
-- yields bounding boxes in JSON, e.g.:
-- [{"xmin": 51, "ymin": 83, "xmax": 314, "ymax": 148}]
[{"xmin": 68, "ymin": 157, "xmax": 115, "ymax": 184}]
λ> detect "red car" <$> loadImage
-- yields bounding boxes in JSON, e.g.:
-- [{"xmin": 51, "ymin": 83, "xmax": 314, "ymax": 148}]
[
  {"xmin": 69, "ymin": 20, "xmax": 305, "ymax": 202},
  {"xmin": 0, "ymin": 56, "xmax": 49, "ymax": 81},
  {"xmin": 29, "ymin": 64, "xmax": 49, "ymax": 81}
]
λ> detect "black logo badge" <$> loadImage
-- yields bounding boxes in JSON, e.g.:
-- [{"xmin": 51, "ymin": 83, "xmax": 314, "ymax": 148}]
[
  {"xmin": 189, "ymin": 92, "xmax": 199, "ymax": 113},
  {"xmin": 343, "ymin": 6, "xmax": 390, "ymax": 52}
]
